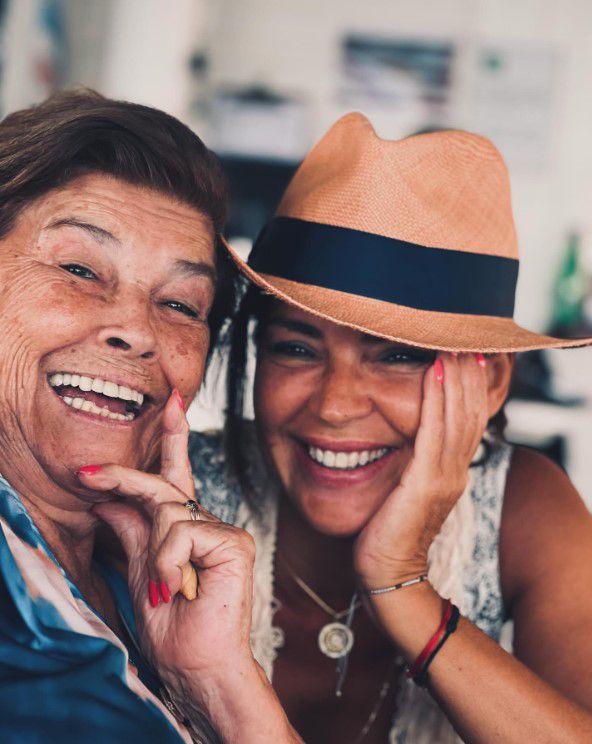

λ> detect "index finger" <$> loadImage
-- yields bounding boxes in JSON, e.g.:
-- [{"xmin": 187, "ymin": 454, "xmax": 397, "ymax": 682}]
[{"xmin": 159, "ymin": 389, "xmax": 194, "ymax": 497}]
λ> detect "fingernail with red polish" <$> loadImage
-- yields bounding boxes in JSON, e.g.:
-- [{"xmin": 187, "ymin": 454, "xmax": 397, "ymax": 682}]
[
  {"xmin": 172, "ymin": 388, "xmax": 185, "ymax": 412},
  {"xmin": 77, "ymin": 465, "xmax": 102, "ymax": 475},
  {"xmin": 475, "ymin": 353, "xmax": 486, "ymax": 368},
  {"xmin": 160, "ymin": 582, "xmax": 171, "ymax": 603},
  {"xmin": 434, "ymin": 358, "xmax": 444, "ymax": 383},
  {"xmin": 148, "ymin": 580, "xmax": 159, "ymax": 607}
]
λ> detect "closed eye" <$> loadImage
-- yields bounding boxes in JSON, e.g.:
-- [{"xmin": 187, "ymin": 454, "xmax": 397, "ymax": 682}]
[
  {"xmin": 163, "ymin": 300, "xmax": 198, "ymax": 319},
  {"xmin": 60, "ymin": 263, "xmax": 98, "ymax": 280}
]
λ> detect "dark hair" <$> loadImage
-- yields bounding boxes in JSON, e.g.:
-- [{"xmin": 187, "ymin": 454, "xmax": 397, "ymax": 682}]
[
  {"xmin": 224, "ymin": 280, "xmax": 509, "ymax": 500},
  {"xmin": 0, "ymin": 88, "xmax": 235, "ymax": 348}
]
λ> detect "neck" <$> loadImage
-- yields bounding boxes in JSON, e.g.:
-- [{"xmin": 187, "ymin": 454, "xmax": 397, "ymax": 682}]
[
  {"xmin": 0, "ymin": 428, "xmax": 99, "ymax": 584},
  {"xmin": 276, "ymin": 493, "xmax": 358, "ymax": 608}
]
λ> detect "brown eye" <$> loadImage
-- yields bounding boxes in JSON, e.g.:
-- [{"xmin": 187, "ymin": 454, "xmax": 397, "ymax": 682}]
[
  {"xmin": 269, "ymin": 341, "xmax": 316, "ymax": 359},
  {"xmin": 60, "ymin": 263, "xmax": 97, "ymax": 280},
  {"xmin": 379, "ymin": 348, "xmax": 435, "ymax": 366}
]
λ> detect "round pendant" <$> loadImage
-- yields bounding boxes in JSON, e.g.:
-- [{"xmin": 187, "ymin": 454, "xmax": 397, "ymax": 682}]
[{"xmin": 318, "ymin": 622, "xmax": 354, "ymax": 659}]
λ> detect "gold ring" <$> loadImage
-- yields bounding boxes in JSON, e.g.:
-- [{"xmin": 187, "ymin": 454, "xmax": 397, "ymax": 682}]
[{"xmin": 184, "ymin": 499, "xmax": 200, "ymax": 521}]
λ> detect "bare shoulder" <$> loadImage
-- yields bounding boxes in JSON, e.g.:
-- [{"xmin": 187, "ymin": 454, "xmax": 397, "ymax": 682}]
[
  {"xmin": 499, "ymin": 446, "xmax": 592, "ymax": 704},
  {"xmin": 500, "ymin": 445, "xmax": 592, "ymax": 612}
]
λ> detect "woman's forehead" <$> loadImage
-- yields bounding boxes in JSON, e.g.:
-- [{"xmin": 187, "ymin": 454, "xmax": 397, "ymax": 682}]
[
  {"xmin": 265, "ymin": 301, "xmax": 409, "ymax": 348},
  {"xmin": 8, "ymin": 174, "xmax": 215, "ymax": 264}
]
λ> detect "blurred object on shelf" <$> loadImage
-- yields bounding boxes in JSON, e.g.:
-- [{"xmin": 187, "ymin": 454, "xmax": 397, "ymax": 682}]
[
  {"xmin": 1, "ymin": 0, "xmax": 66, "ymax": 115},
  {"xmin": 463, "ymin": 43, "xmax": 558, "ymax": 172},
  {"xmin": 338, "ymin": 34, "xmax": 454, "ymax": 138},
  {"xmin": 210, "ymin": 85, "xmax": 310, "ymax": 161},
  {"xmin": 220, "ymin": 154, "xmax": 297, "ymax": 241},
  {"xmin": 509, "ymin": 350, "xmax": 584, "ymax": 406},
  {"xmin": 549, "ymin": 230, "xmax": 592, "ymax": 338}
]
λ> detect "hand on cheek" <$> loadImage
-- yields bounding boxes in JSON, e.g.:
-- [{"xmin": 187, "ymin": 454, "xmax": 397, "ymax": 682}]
[{"xmin": 354, "ymin": 352, "xmax": 490, "ymax": 589}]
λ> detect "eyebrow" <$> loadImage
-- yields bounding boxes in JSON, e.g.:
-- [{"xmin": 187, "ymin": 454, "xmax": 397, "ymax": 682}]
[
  {"xmin": 173, "ymin": 259, "xmax": 217, "ymax": 285},
  {"xmin": 268, "ymin": 318, "xmax": 323, "ymax": 339},
  {"xmin": 45, "ymin": 219, "xmax": 216, "ymax": 284},
  {"xmin": 45, "ymin": 217, "xmax": 120, "ymax": 244},
  {"xmin": 270, "ymin": 317, "xmax": 405, "ymax": 348}
]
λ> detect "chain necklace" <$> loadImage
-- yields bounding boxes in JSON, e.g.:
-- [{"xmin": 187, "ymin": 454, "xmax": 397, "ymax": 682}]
[
  {"xmin": 278, "ymin": 557, "xmax": 402, "ymax": 740},
  {"xmin": 280, "ymin": 557, "xmax": 362, "ymax": 695},
  {"xmin": 352, "ymin": 655, "xmax": 402, "ymax": 744}
]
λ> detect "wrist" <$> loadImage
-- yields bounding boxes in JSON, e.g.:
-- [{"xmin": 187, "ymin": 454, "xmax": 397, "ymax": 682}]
[
  {"xmin": 357, "ymin": 558, "xmax": 428, "ymax": 592},
  {"xmin": 367, "ymin": 580, "xmax": 446, "ymax": 661},
  {"xmin": 163, "ymin": 657, "xmax": 298, "ymax": 744}
]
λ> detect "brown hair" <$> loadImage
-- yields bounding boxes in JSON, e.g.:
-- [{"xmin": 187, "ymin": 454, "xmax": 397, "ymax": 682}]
[{"xmin": 0, "ymin": 89, "xmax": 235, "ymax": 347}]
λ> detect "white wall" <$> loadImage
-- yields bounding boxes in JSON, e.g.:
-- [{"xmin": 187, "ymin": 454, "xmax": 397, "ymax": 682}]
[{"xmin": 206, "ymin": 0, "xmax": 592, "ymax": 334}]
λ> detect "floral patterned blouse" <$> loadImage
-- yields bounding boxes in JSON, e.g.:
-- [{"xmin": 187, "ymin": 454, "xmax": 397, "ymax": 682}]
[{"xmin": 189, "ymin": 427, "xmax": 514, "ymax": 744}]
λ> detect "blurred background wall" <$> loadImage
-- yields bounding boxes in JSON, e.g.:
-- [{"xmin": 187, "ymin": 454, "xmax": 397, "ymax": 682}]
[{"xmin": 2, "ymin": 0, "xmax": 592, "ymax": 500}]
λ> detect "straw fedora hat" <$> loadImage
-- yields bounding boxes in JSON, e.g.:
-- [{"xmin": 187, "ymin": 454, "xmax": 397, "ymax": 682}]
[{"xmin": 222, "ymin": 112, "xmax": 592, "ymax": 352}]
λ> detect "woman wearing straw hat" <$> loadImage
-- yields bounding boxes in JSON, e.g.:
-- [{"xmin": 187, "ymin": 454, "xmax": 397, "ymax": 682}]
[{"xmin": 191, "ymin": 113, "xmax": 592, "ymax": 743}]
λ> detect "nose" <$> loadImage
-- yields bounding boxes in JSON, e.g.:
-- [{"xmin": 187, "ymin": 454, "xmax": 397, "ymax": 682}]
[
  {"xmin": 96, "ymin": 292, "xmax": 158, "ymax": 361},
  {"xmin": 311, "ymin": 362, "xmax": 373, "ymax": 425}
]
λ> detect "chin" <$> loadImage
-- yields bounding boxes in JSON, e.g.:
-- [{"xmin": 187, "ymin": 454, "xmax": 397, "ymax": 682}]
[{"xmin": 296, "ymin": 495, "xmax": 378, "ymax": 537}]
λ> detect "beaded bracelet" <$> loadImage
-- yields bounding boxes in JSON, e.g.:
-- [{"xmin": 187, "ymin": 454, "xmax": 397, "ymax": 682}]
[
  {"xmin": 366, "ymin": 574, "xmax": 428, "ymax": 596},
  {"xmin": 406, "ymin": 599, "xmax": 460, "ymax": 686}
]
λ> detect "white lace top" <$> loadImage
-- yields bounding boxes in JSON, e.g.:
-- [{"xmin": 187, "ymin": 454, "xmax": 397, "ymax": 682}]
[{"xmin": 190, "ymin": 430, "xmax": 513, "ymax": 743}]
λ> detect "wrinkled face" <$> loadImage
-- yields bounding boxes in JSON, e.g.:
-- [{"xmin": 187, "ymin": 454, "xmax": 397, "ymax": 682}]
[
  {"xmin": 254, "ymin": 303, "xmax": 437, "ymax": 536},
  {"xmin": 0, "ymin": 174, "xmax": 216, "ymax": 501}
]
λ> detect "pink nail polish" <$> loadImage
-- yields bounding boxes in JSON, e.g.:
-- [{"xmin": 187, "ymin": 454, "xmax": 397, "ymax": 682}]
[
  {"xmin": 475, "ymin": 353, "xmax": 486, "ymax": 368},
  {"xmin": 148, "ymin": 580, "xmax": 159, "ymax": 607},
  {"xmin": 160, "ymin": 582, "xmax": 171, "ymax": 603},
  {"xmin": 172, "ymin": 388, "xmax": 185, "ymax": 412},
  {"xmin": 434, "ymin": 358, "xmax": 444, "ymax": 383},
  {"xmin": 78, "ymin": 465, "xmax": 102, "ymax": 475}
]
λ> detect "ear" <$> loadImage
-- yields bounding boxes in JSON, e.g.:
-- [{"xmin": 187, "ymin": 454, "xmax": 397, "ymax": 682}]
[{"xmin": 485, "ymin": 353, "xmax": 514, "ymax": 418}]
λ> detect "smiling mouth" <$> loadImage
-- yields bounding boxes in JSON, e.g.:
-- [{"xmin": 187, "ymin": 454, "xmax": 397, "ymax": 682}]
[
  {"xmin": 305, "ymin": 444, "xmax": 394, "ymax": 471},
  {"xmin": 48, "ymin": 372, "xmax": 150, "ymax": 422}
]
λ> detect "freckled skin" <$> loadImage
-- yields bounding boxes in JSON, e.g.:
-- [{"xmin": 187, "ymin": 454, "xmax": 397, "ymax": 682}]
[{"xmin": 0, "ymin": 174, "xmax": 215, "ymax": 517}]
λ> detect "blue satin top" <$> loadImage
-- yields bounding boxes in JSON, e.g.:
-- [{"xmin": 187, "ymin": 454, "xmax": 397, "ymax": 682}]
[{"xmin": 0, "ymin": 474, "xmax": 191, "ymax": 743}]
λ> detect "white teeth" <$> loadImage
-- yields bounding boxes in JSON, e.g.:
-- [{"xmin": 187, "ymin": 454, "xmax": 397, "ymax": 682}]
[
  {"xmin": 308, "ymin": 446, "xmax": 390, "ymax": 470},
  {"xmin": 48, "ymin": 372, "xmax": 145, "ymax": 410},
  {"xmin": 91, "ymin": 378, "xmax": 104, "ymax": 394},
  {"xmin": 118, "ymin": 385, "xmax": 132, "ymax": 401},
  {"xmin": 347, "ymin": 452, "xmax": 360, "ymax": 468},
  {"xmin": 79, "ymin": 376, "xmax": 92, "ymax": 392},
  {"xmin": 335, "ymin": 452, "xmax": 348, "ymax": 469},
  {"xmin": 103, "ymin": 381, "xmax": 119, "ymax": 398},
  {"xmin": 60, "ymin": 395, "xmax": 134, "ymax": 421},
  {"xmin": 323, "ymin": 451, "xmax": 336, "ymax": 467}
]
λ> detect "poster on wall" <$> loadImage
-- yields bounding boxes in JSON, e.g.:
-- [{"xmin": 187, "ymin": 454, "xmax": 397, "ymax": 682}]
[
  {"xmin": 463, "ymin": 44, "xmax": 558, "ymax": 172},
  {"xmin": 338, "ymin": 34, "xmax": 456, "ymax": 139}
]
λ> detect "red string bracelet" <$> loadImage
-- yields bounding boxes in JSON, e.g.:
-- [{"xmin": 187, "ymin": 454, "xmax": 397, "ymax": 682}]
[{"xmin": 406, "ymin": 599, "xmax": 453, "ymax": 680}]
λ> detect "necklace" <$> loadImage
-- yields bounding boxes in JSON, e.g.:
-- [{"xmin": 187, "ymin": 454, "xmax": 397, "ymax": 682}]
[
  {"xmin": 280, "ymin": 557, "xmax": 362, "ymax": 695},
  {"xmin": 352, "ymin": 656, "xmax": 402, "ymax": 744}
]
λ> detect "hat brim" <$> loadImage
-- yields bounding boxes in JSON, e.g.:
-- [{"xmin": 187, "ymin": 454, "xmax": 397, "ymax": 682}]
[{"xmin": 223, "ymin": 238, "xmax": 592, "ymax": 353}]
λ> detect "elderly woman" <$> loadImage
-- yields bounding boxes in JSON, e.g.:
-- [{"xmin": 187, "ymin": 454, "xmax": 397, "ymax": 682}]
[
  {"xmin": 0, "ymin": 91, "xmax": 300, "ymax": 744},
  {"xmin": 191, "ymin": 114, "xmax": 592, "ymax": 743}
]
